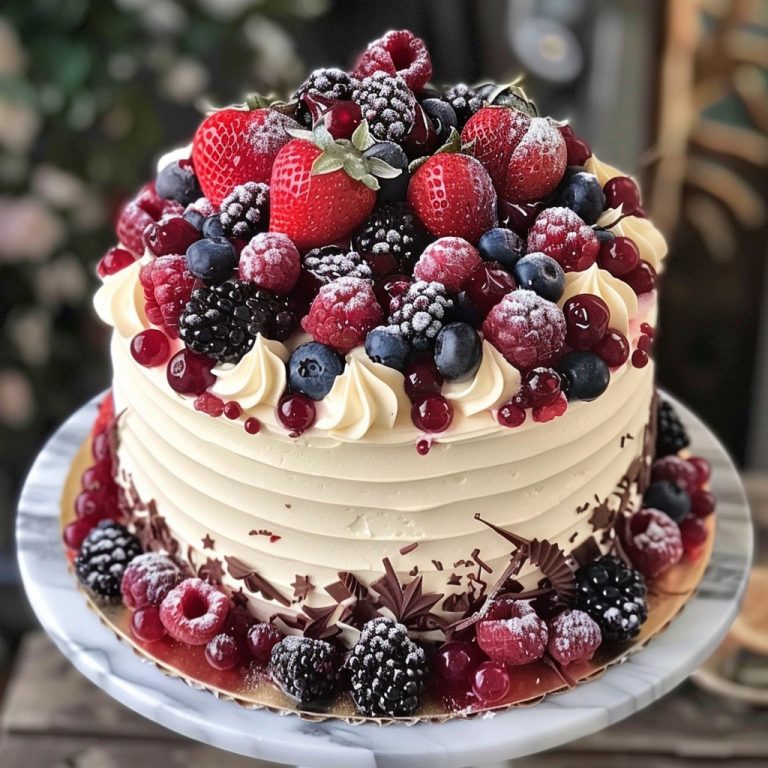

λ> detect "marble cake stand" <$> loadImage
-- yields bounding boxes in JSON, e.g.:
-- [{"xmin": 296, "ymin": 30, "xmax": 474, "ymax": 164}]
[{"xmin": 17, "ymin": 396, "xmax": 752, "ymax": 768}]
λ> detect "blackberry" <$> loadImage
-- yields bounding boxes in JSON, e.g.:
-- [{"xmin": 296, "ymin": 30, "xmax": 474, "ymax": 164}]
[
  {"xmin": 656, "ymin": 399, "xmax": 690, "ymax": 457},
  {"xmin": 575, "ymin": 555, "xmax": 648, "ymax": 643},
  {"xmin": 444, "ymin": 83, "xmax": 485, "ymax": 126},
  {"xmin": 245, "ymin": 287, "xmax": 298, "ymax": 342},
  {"xmin": 346, "ymin": 618, "xmax": 429, "ymax": 718},
  {"xmin": 294, "ymin": 67, "xmax": 356, "ymax": 126},
  {"xmin": 75, "ymin": 520, "xmax": 142, "ymax": 604},
  {"xmin": 219, "ymin": 182, "xmax": 269, "ymax": 239},
  {"xmin": 353, "ymin": 72, "xmax": 416, "ymax": 144},
  {"xmin": 303, "ymin": 246, "xmax": 372, "ymax": 283},
  {"xmin": 268, "ymin": 636, "xmax": 339, "ymax": 705},
  {"xmin": 388, "ymin": 280, "xmax": 453, "ymax": 351},
  {"xmin": 352, "ymin": 202, "xmax": 429, "ymax": 275}
]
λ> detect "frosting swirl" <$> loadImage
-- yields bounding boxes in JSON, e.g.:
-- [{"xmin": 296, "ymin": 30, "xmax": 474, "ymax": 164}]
[
  {"xmin": 93, "ymin": 260, "xmax": 148, "ymax": 340},
  {"xmin": 315, "ymin": 348, "xmax": 409, "ymax": 440},
  {"xmin": 559, "ymin": 263, "xmax": 638, "ymax": 336},
  {"xmin": 211, "ymin": 335, "xmax": 289, "ymax": 409},
  {"xmin": 444, "ymin": 341, "xmax": 521, "ymax": 416},
  {"xmin": 584, "ymin": 154, "xmax": 625, "ymax": 186}
]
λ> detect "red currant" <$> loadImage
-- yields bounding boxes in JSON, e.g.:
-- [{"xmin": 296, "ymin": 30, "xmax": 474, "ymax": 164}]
[
  {"xmin": 143, "ymin": 215, "xmax": 200, "ymax": 257},
  {"xmin": 277, "ymin": 394, "xmax": 316, "ymax": 435},
  {"xmin": 62, "ymin": 517, "xmax": 97, "ymax": 551},
  {"xmin": 81, "ymin": 463, "xmax": 115, "ymax": 492},
  {"xmin": 131, "ymin": 329, "xmax": 171, "ymax": 367},
  {"xmin": 594, "ymin": 329, "xmax": 629, "ymax": 368},
  {"xmin": 244, "ymin": 417, "xmax": 261, "ymax": 434},
  {"xmin": 472, "ymin": 661, "xmax": 511, "ymax": 704},
  {"xmin": 97, "ymin": 246, "xmax": 134, "ymax": 277},
  {"xmin": 598, "ymin": 236, "xmax": 640, "ymax": 277},
  {"xmin": 687, "ymin": 456, "xmax": 711, "ymax": 488},
  {"xmin": 640, "ymin": 322, "xmax": 655, "ymax": 338},
  {"xmin": 412, "ymin": 395, "xmax": 454, "ymax": 433},
  {"xmin": 622, "ymin": 261, "xmax": 656, "ymax": 295},
  {"xmin": 632, "ymin": 349, "xmax": 649, "ymax": 368},
  {"xmin": 247, "ymin": 622, "xmax": 282, "ymax": 665},
  {"xmin": 563, "ymin": 294, "xmax": 610, "ymax": 350},
  {"xmin": 461, "ymin": 262, "xmax": 517, "ymax": 317},
  {"xmin": 497, "ymin": 401, "xmax": 526, "ymax": 428},
  {"xmin": 205, "ymin": 633, "xmax": 241, "ymax": 670},
  {"xmin": 603, "ymin": 176, "xmax": 641, "ymax": 214},
  {"xmin": 131, "ymin": 606, "xmax": 166, "ymax": 643},
  {"xmin": 223, "ymin": 401, "xmax": 242, "ymax": 420},
  {"xmin": 637, "ymin": 334, "xmax": 653, "ymax": 353},
  {"xmin": 416, "ymin": 439, "xmax": 431, "ymax": 455},
  {"xmin": 680, "ymin": 517, "xmax": 708, "ymax": 558},
  {"xmin": 75, "ymin": 489, "xmax": 114, "ymax": 519},
  {"xmin": 166, "ymin": 350, "xmax": 216, "ymax": 396},
  {"xmin": 690, "ymin": 489, "xmax": 716, "ymax": 518},
  {"xmin": 523, "ymin": 367, "xmax": 561, "ymax": 407},
  {"xmin": 434, "ymin": 641, "xmax": 485, "ymax": 685},
  {"xmin": 404, "ymin": 358, "xmax": 443, "ymax": 401}
]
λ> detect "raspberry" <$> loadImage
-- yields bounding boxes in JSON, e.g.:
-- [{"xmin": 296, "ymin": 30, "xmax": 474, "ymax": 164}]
[
  {"xmin": 239, "ymin": 232, "xmax": 300, "ymax": 294},
  {"xmin": 651, "ymin": 455, "xmax": 698, "ymax": 492},
  {"xmin": 117, "ymin": 202, "xmax": 154, "ymax": 257},
  {"xmin": 353, "ymin": 29, "xmax": 433, "ymax": 91},
  {"xmin": 130, "ymin": 606, "xmax": 166, "ymax": 643},
  {"xmin": 621, "ymin": 508, "xmax": 683, "ymax": 579},
  {"xmin": 139, "ymin": 255, "xmax": 198, "ymax": 338},
  {"xmin": 547, "ymin": 609, "xmax": 602, "ymax": 666},
  {"xmin": 505, "ymin": 118, "xmax": 567, "ymax": 203},
  {"xmin": 121, "ymin": 552, "xmax": 184, "ymax": 610},
  {"xmin": 482, "ymin": 289, "xmax": 567, "ymax": 370},
  {"xmin": 527, "ymin": 207, "xmax": 600, "ymax": 272},
  {"xmin": 532, "ymin": 391, "xmax": 568, "ymax": 422},
  {"xmin": 687, "ymin": 456, "xmax": 711, "ymax": 489},
  {"xmin": 413, "ymin": 237, "xmax": 482, "ymax": 293},
  {"xmin": 158, "ymin": 578, "xmax": 229, "ymax": 646},
  {"xmin": 476, "ymin": 601, "xmax": 548, "ymax": 666},
  {"xmin": 302, "ymin": 276, "xmax": 384, "ymax": 354}
]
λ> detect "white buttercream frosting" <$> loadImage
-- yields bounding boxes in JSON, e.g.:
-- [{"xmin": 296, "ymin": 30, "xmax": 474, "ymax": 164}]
[{"xmin": 93, "ymin": 261, "xmax": 148, "ymax": 340}]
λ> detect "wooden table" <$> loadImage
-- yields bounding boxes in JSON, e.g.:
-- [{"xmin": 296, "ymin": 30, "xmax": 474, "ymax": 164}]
[{"xmin": 2, "ymin": 474, "xmax": 767, "ymax": 768}]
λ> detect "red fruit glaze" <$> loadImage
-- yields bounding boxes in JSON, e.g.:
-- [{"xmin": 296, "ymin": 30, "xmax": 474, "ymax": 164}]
[
  {"xmin": 166, "ymin": 350, "xmax": 216, "ymax": 396},
  {"xmin": 404, "ymin": 358, "xmax": 443, "ymax": 400},
  {"xmin": 434, "ymin": 641, "xmax": 485, "ymax": 685},
  {"xmin": 690, "ymin": 489, "xmax": 716, "ymax": 518},
  {"xmin": 91, "ymin": 431, "xmax": 111, "ymax": 463},
  {"xmin": 130, "ymin": 606, "xmax": 166, "ymax": 643},
  {"xmin": 194, "ymin": 392, "xmax": 225, "ymax": 417},
  {"xmin": 472, "ymin": 661, "xmax": 511, "ymax": 704},
  {"xmin": 497, "ymin": 400, "xmax": 526, "ymax": 428},
  {"xmin": 563, "ymin": 294, "xmax": 610, "ymax": 351},
  {"xmin": 527, "ymin": 207, "xmax": 599, "ymax": 272},
  {"xmin": 476, "ymin": 601, "xmax": 548, "ymax": 666},
  {"xmin": 680, "ymin": 517, "xmax": 708, "ymax": 558},
  {"xmin": 622, "ymin": 507, "xmax": 683, "ymax": 578},
  {"xmin": 532, "ymin": 392, "xmax": 568, "ymax": 423},
  {"xmin": 414, "ymin": 237, "xmax": 482, "ymax": 293},
  {"xmin": 687, "ymin": 456, "xmax": 711, "ymax": 489},
  {"xmin": 412, "ymin": 395, "xmax": 454, "ymax": 433},
  {"xmin": 122, "ymin": 553, "xmax": 183, "ymax": 610},
  {"xmin": 652, "ymin": 455, "xmax": 698, "ymax": 491},
  {"xmin": 598, "ymin": 236, "xmax": 640, "ymax": 277},
  {"xmin": 637, "ymin": 334, "xmax": 653, "ymax": 353},
  {"xmin": 594, "ymin": 329, "xmax": 630, "ymax": 368},
  {"xmin": 158, "ymin": 578, "xmax": 229, "ymax": 645},
  {"xmin": 81, "ymin": 463, "xmax": 114, "ymax": 492},
  {"xmin": 143, "ymin": 215, "xmax": 200, "ymax": 257},
  {"xmin": 352, "ymin": 29, "xmax": 433, "ymax": 91},
  {"xmin": 547, "ymin": 609, "xmax": 602, "ymax": 666},
  {"xmin": 205, "ymin": 633, "xmax": 241, "ymax": 670},
  {"xmin": 604, "ymin": 176, "xmax": 641, "ymax": 214},
  {"xmin": 239, "ymin": 232, "xmax": 301, "ymax": 294},
  {"xmin": 461, "ymin": 261, "xmax": 517, "ymax": 317},
  {"xmin": 247, "ymin": 622, "xmax": 283, "ymax": 665},
  {"xmin": 622, "ymin": 261, "xmax": 656, "ymax": 295},
  {"xmin": 640, "ymin": 322, "xmax": 655, "ymax": 338},
  {"xmin": 244, "ymin": 417, "xmax": 261, "ymax": 434},
  {"xmin": 524, "ymin": 367, "xmax": 561, "ymax": 407},
  {"xmin": 224, "ymin": 401, "xmax": 243, "ymax": 420},
  {"xmin": 97, "ymin": 247, "xmax": 134, "ymax": 277},
  {"xmin": 277, "ymin": 394, "xmax": 316, "ymax": 435},
  {"xmin": 131, "ymin": 329, "xmax": 171, "ymax": 368}
]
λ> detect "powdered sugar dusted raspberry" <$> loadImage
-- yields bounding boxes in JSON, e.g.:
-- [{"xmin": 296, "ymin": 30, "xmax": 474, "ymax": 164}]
[
  {"xmin": 476, "ymin": 600, "xmax": 548, "ymax": 666},
  {"xmin": 413, "ymin": 237, "xmax": 482, "ymax": 292},
  {"xmin": 651, "ymin": 455, "xmax": 698, "ymax": 492},
  {"xmin": 121, "ymin": 552, "xmax": 183, "ymax": 610},
  {"xmin": 139, "ymin": 255, "xmax": 199, "ymax": 338},
  {"xmin": 352, "ymin": 29, "xmax": 432, "ymax": 91},
  {"xmin": 247, "ymin": 109, "xmax": 299, "ymax": 156},
  {"xmin": 159, "ymin": 577, "xmax": 229, "ymax": 645},
  {"xmin": 302, "ymin": 276, "xmax": 384, "ymax": 353},
  {"xmin": 622, "ymin": 507, "xmax": 684, "ymax": 579},
  {"xmin": 482, "ymin": 289, "xmax": 566, "ymax": 370},
  {"xmin": 504, "ymin": 118, "xmax": 567, "ymax": 202},
  {"xmin": 547, "ymin": 609, "xmax": 602, "ymax": 665},
  {"xmin": 527, "ymin": 207, "xmax": 599, "ymax": 272},
  {"xmin": 239, "ymin": 232, "xmax": 300, "ymax": 294},
  {"xmin": 117, "ymin": 202, "xmax": 154, "ymax": 257},
  {"xmin": 185, "ymin": 197, "xmax": 216, "ymax": 218}
]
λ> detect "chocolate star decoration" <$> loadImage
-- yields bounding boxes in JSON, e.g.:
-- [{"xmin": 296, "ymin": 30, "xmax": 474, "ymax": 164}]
[
  {"xmin": 291, "ymin": 574, "xmax": 314, "ymax": 601},
  {"xmin": 370, "ymin": 558, "xmax": 443, "ymax": 628},
  {"xmin": 588, "ymin": 499, "xmax": 614, "ymax": 532},
  {"xmin": 201, "ymin": 534, "xmax": 215, "ymax": 550},
  {"xmin": 198, "ymin": 557, "xmax": 225, "ymax": 584}
]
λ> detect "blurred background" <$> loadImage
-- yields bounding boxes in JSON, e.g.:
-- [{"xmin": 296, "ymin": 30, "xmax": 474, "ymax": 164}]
[{"xmin": 1, "ymin": 0, "xmax": 768, "ymax": 763}]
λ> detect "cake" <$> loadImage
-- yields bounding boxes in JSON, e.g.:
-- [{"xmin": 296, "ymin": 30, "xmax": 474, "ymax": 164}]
[{"xmin": 65, "ymin": 29, "xmax": 717, "ymax": 719}]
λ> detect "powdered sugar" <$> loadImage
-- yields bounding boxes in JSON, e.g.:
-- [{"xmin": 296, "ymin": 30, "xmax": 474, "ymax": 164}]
[
  {"xmin": 121, "ymin": 552, "xmax": 183, "ymax": 610},
  {"xmin": 239, "ymin": 231, "xmax": 300, "ymax": 293},
  {"xmin": 247, "ymin": 109, "xmax": 297, "ymax": 156},
  {"xmin": 547, "ymin": 608, "xmax": 602, "ymax": 665}
]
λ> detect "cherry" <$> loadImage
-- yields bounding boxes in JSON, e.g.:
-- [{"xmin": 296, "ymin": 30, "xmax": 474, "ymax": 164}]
[
  {"xmin": 434, "ymin": 641, "xmax": 485, "ymax": 685},
  {"xmin": 366, "ymin": 251, "xmax": 402, "ymax": 280},
  {"xmin": 130, "ymin": 606, "xmax": 166, "ymax": 643},
  {"xmin": 603, "ymin": 176, "xmax": 641, "ymax": 214},
  {"xmin": 131, "ymin": 329, "xmax": 171, "ymax": 367},
  {"xmin": 563, "ymin": 294, "xmax": 610, "ymax": 351},
  {"xmin": 640, "ymin": 322, "xmax": 655, "ymax": 338},
  {"xmin": 143, "ymin": 214, "xmax": 200, "ymax": 257},
  {"xmin": 75, "ymin": 489, "xmax": 115, "ymax": 519},
  {"xmin": 690, "ymin": 489, "xmax": 716, "ymax": 518},
  {"xmin": 472, "ymin": 661, "xmax": 511, "ymax": 704},
  {"xmin": 224, "ymin": 608, "xmax": 256, "ymax": 642},
  {"xmin": 402, "ymin": 102, "xmax": 440, "ymax": 159},
  {"xmin": 63, "ymin": 517, "xmax": 97, "ymax": 551},
  {"xmin": 205, "ymin": 633, "xmax": 241, "ymax": 670},
  {"xmin": 412, "ymin": 395, "xmax": 454, "ymax": 433},
  {"xmin": 404, "ymin": 358, "xmax": 443, "ymax": 401},
  {"xmin": 244, "ymin": 417, "xmax": 261, "ymax": 434},
  {"xmin": 532, "ymin": 392, "xmax": 568, "ymax": 422},
  {"xmin": 247, "ymin": 622, "xmax": 282, "ymax": 665},
  {"xmin": 497, "ymin": 400, "xmax": 526, "ymax": 428},
  {"xmin": 594, "ymin": 329, "xmax": 630, "ymax": 368},
  {"xmin": 559, "ymin": 125, "xmax": 592, "ymax": 166},
  {"xmin": 687, "ymin": 456, "xmax": 711, "ymax": 489},
  {"xmin": 523, "ymin": 367, "xmax": 561, "ymax": 407},
  {"xmin": 680, "ymin": 517, "xmax": 708, "ymax": 558},
  {"xmin": 166, "ymin": 350, "xmax": 216, "ymax": 396},
  {"xmin": 194, "ymin": 392, "xmax": 225, "ymax": 417},
  {"xmin": 416, "ymin": 439, "xmax": 431, "ymax": 455},
  {"xmin": 223, "ymin": 401, "xmax": 243, "ymax": 420},
  {"xmin": 461, "ymin": 261, "xmax": 517, "ymax": 317},
  {"xmin": 374, "ymin": 274, "xmax": 410, "ymax": 308},
  {"xmin": 499, "ymin": 200, "xmax": 545, "ymax": 237},
  {"xmin": 631, "ymin": 349, "xmax": 649, "ymax": 368},
  {"xmin": 91, "ymin": 431, "xmax": 111, "ymax": 462},
  {"xmin": 81, "ymin": 462, "xmax": 114, "ymax": 491},
  {"xmin": 598, "ymin": 236, "xmax": 640, "ymax": 277},
  {"xmin": 277, "ymin": 394, "xmax": 316, "ymax": 435},
  {"xmin": 136, "ymin": 181, "xmax": 165, "ymax": 218},
  {"xmin": 97, "ymin": 247, "xmax": 134, "ymax": 277},
  {"xmin": 622, "ymin": 261, "xmax": 656, "ymax": 295},
  {"xmin": 302, "ymin": 93, "xmax": 363, "ymax": 140}
]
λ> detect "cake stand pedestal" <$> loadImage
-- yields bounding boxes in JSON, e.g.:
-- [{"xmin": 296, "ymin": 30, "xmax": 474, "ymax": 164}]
[{"xmin": 16, "ymin": 396, "xmax": 753, "ymax": 768}]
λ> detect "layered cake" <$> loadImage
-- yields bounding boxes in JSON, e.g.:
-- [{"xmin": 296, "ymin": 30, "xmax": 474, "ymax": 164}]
[{"xmin": 64, "ymin": 30, "xmax": 717, "ymax": 718}]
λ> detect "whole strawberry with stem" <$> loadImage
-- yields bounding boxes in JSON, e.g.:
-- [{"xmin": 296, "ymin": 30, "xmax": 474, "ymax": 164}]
[
  {"xmin": 192, "ymin": 99, "xmax": 299, "ymax": 207},
  {"xmin": 269, "ymin": 121, "xmax": 403, "ymax": 251}
]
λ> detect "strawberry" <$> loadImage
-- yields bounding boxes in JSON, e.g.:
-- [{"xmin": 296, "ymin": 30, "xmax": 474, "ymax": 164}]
[
  {"xmin": 192, "ymin": 106, "xmax": 299, "ymax": 207},
  {"xmin": 407, "ymin": 153, "xmax": 497, "ymax": 244}
]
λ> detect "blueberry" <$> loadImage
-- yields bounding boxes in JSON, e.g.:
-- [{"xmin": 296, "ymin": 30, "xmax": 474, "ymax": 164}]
[
  {"xmin": 364, "ymin": 326, "xmax": 411, "ymax": 372},
  {"xmin": 477, "ymin": 228, "xmax": 526, "ymax": 270},
  {"xmin": 183, "ymin": 209, "xmax": 205, "ymax": 230},
  {"xmin": 362, "ymin": 142, "xmax": 409, "ymax": 202},
  {"xmin": 421, "ymin": 98, "xmax": 458, "ymax": 143},
  {"xmin": 643, "ymin": 481, "xmax": 691, "ymax": 523},
  {"xmin": 156, "ymin": 161, "xmax": 201, "ymax": 206},
  {"xmin": 434, "ymin": 322, "xmax": 482, "ymax": 381},
  {"xmin": 513, "ymin": 253, "xmax": 565, "ymax": 302},
  {"xmin": 595, "ymin": 228, "xmax": 615, "ymax": 245},
  {"xmin": 288, "ymin": 342, "xmax": 344, "ymax": 400},
  {"xmin": 554, "ymin": 171, "xmax": 606, "ymax": 224},
  {"xmin": 454, "ymin": 292, "xmax": 484, "ymax": 328},
  {"xmin": 558, "ymin": 351, "xmax": 610, "ymax": 401},
  {"xmin": 186, "ymin": 237, "xmax": 237, "ymax": 283},
  {"xmin": 201, "ymin": 215, "xmax": 226, "ymax": 239}
]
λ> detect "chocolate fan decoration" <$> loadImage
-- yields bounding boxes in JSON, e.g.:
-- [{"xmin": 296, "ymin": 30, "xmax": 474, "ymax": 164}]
[{"xmin": 371, "ymin": 558, "xmax": 443, "ymax": 628}]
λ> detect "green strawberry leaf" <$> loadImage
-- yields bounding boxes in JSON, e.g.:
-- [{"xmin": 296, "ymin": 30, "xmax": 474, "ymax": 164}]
[
  {"xmin": 244, "ymin": 93, "xmax": 276, "ymax": 110},
  {"xmin": 351, "ymin": 120, "xmax": 374, "ymax": 152},
  {"xmin": 311, "ymin": 153, "xmax": 345, "ymax": 176},
  {"xmin": 360, "ymin": 173, "xmax": 381, "ymax": 191},
  {"xmin": 313, "ymin": 124, "xmax": 336, "ymax": 150},
  {"xmin": 367, "ymin": 156, "xmax": 402, "ymax": 179},
  {"xmin": 438, "ymin": 127, "xmax": 462, "ymax": 155},
  {"xmin": 286, "ymin": 127, "xmax": 316, "ymax": 141}
]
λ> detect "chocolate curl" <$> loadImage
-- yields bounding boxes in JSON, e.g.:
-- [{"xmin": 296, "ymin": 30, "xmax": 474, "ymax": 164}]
[{"xmin": 542, "ymin": 652, "xmax": 578, "ymax": 689}]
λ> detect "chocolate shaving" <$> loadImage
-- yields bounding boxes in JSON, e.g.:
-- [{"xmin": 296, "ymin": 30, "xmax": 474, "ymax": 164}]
[
  {"xmin": 442, "ymin": 592, "xmax": 471, "ymax": 613},
  {"xmin": 471, "ymin": 548, "xmax": 492, "ymax": 574},
  {"xmin": 225, "ymin": 556, "xmax": 290, "ymax": 607},
  {"xmin": 399, "ymin": 542, "xmax": 419, "ymax": 556},
  {"xmin": 371, "ymin": 558, "xmax": 443, "ymax": 627},
  {"xmin": 432, "ymin": 560, "xmax": 444, "ymax": 571},
  {"xmin": 408, "ymin": 566, "xmax": 419, "ymax": 577},
  {"xmin": 568, "ymin": 532, "xmax": 578, "ymax": 544}
]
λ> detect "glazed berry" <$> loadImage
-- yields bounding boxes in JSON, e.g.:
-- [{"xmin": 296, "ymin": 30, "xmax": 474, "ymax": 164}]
[
  {"xmin": 156, "ymin": 160, "xmax": 202, "ymax": 206},
  {"xmin": 186, "ymin": 237, "xmax": 237, "ymax": 283},
  {"xmin": 130, "ymin": 329, "xmax": 170, "ymax": 368},
  {"xmin": 632, "ymin": 349, "xmax": 648, "ymax": 368},
  {"xmin": 159, "ymin": 578, "xmax": 229, "ymax": 645},
  {"xmin": 388, "ymin": 280, "xmax": 454, "ymax": 351},
  {"xmin": 205, "ymin": 633, "xmax": 241, "ymax": 671},
  {"xmin": 303, "ymin": 246, "xmax": 372, "ymax": 284},
  {"xmin": 121, "ymin": 552, "xmax": 183, "ymax": 610},
  {"xmin": 361, "ymin": 142, "xmax": 410, "ymax": 202},
  {"xmin": 593, "ymin": 329, "xmax": 630, "ymax": 368},
  {"xmin": 598, "ymin": 236, "xmax": 640, "ymax": 277},
  {"xmin": 269, "ymin": 635, "xmax": 339, "ymax": 705},
  {"xmin": 130, "ymin": 606, "xmax": 166, "ymax": 643},
  {"xmin": 219, "ymin": 182, "xmax": 269, "ymax": 240},
  {"xmin": 294, "ymin": 67, "xmax": 356, "ymax": 124},
  {"xmin": 404, "ymin": 358, "xmax": 443, "ymax": 399},
  {"xmin": 365, "ymin": 326, "xmax": 411, "ymax": 372},
  {"xmin": 91, "ymin": 430, "xmax": 111, "ymax": 463},
  {"xmin": 604, "ymin": 176, "xmax": 641, "ymax": 214},
  {"xmin": 523, "ymin": 367, "xmax": 561, "ymax": 407},
  {"xmin": 643, "ymin": 480, "xmax": 691, "ymax": 523},
  {"xmin": 563, "ymin": 294, "xmax": 611, "ymax": 350},
  {"xmin": 353, "ymin": 72, "xmax": 416, "ymax": 144},
  {"xmin": 144, "ymin": 215, "xmax": 200, "ymax": 257},
  {"xmin": 558, "ymin": 351, "xmax": 610, "ymax": 402},
  {"xmin": 244, "ymin": 417, "xmax": 261, "ymax": 434},
  {"xmin": 476, "ymin": 601, "xmax": 548, "ymax": 666},
  {"xmin": 421, "ymin": 98, "xmax": 458, "ymax": 143},
  {"xmin": 353, "ymin": 29, "xmax": 433, "ymax": 91},
  {"xmin": 444, "ymin": 83, "xmax": 485, "ymax": 127},
  {"xmin": 512, "ymin": 252, "xmax": 565, "ymax": 302},
  {"xmin": 680, "ymin": 517, "xmax": 708, "ymax": 558},
  {"xmin": 63, "ymin": 517, "xmax": 101, "ymax": 551},
  {"xmin": 288, "ymin": 342, "xmax": 344, "ymax": 401},
  {"xmin": 239, "ymin": 232, "xmax": 300, "ymax": 294},
  {"xmin": 532, "ymin": 392, "xmax": 568, "ymax": 422},
  {"xmin": 622, "ymin": 261, "xmax": 656, "ymax": 294},
  {"xmin": 547, "ymin": 609, "xmax": 602, "ymax": 666},
  {"xmin": 81, "ymin": 463, "xmax": 115, "ymax": 493},
  {"xmin": 483, "ymin": 290, "xmax": 566, "ymax": 370},
  {"xmin": 622, "ymin": 507, "xmax": 683, "ymax": 578},
  {"xmin": 477, "ymin": 227, "xmax": 526, "ymax": 270},
  {"xmin": 97, "ymin": 246, "xmax": 134, "ymax": 277},
  {"xmin": 433, "ymin": 641, "xmax": 484, "ymax": 684},
  {"xmin": 500, "ymin": 200, "xmax": 545, "ymax": 237},
  {"xmin": 656, "ymin": 399, "xmax": 690, "ymax": 457},
  {"xmin": 560, "ymin": 125, "xmax": 592, "ymax": 166},
  {"xmin": 434, "ymin": 322, "xmax": 482, "ymax": 381},
  {"xmin": 497, "ymin": 400, "xmax": 526, "ymax": 428},
  {"xmin": 139, "ymin": 254, "xmax": 199, "ymax": 337},
  {"xmin": 414, "ymin": 238, "xmax": 482, "ymax": 293},
  {"xmin": 75, "ymin": 521, "xmax": 142, "ymax": 604},
  {"xmin": 247, "ymin": 622, "xmax": 283, "ymax": 665},
  {"xmin": 688, "ymin": 456, "xmax": 711, "ymax": 489},
  {"xmin": 460, "ymin": 261, "xmax": 516, "ymax": 318},
  {"xmin": 527, "ymin": 207, "xmax": 599, "ymax": 272},
  {"xmin": 346, "ymin": 617, "xmax": 429, "ymax": 717},
  {"xmin": 302, "ymin": 277, "xmax": 384, "ymax": 354},
  {"xmin": 651, "ymin": 455, "xmax": 698, "ymax": 491},
  {"xmin": 472, "ymin": 661, "xmax": 510, "ymax": 705},
  {"xmin": 166, "ymin": 349, "xmax": 216, "ymax": 396},
  {"xmin": 412, "ymin": 394, "xmax": 454, "ymax": 433},
  {"xmin": 554, "ymin": 171, "xmax": 605, "ymax": 224},
  {"xmin": 75, "ymin": 489, "xmax": 114, "ymax": 520},
  {"xmin": 277, "ymin": 393, "xmax": 316, "ymax": 435}
]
